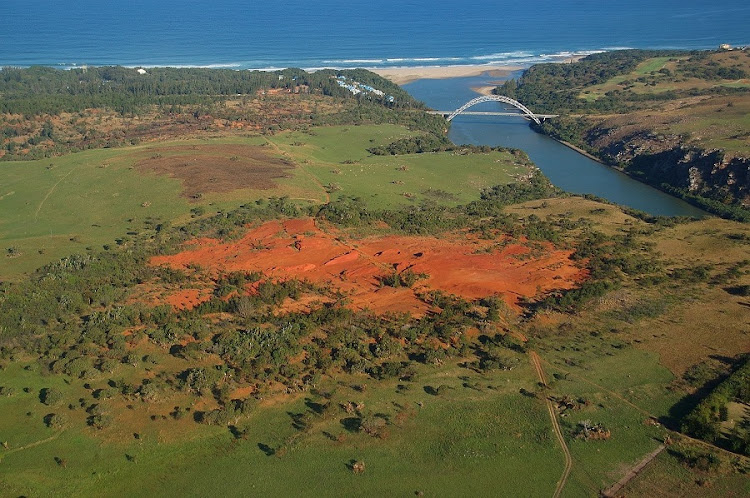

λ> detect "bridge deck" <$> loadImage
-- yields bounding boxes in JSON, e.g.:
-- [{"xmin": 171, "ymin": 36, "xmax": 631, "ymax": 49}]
[{"xmin": 428, "ymin": 111, "xmax": 558, "ymax": 119}]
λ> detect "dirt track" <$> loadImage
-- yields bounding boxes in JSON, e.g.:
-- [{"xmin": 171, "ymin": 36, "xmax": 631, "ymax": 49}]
[
  {"xmin": 601, "ymin": 445, "xmax": 666, "ymax": 498},
  {"xmin": 530, "ymin": 351, "xmax": 572, "ymax": 498}
]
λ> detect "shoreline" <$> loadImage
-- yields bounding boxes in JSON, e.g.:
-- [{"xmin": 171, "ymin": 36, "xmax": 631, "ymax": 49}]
[
  {"xmin": 556, "ymin": 140, "xmax": 604, "ymax": 163},
  {"xmin": 370, "ymin": 64, "xmax": 524, "ymax": 85},
  {"xmin": 371, "ymin": 55, "xmax": 587, "ymax": 85}
]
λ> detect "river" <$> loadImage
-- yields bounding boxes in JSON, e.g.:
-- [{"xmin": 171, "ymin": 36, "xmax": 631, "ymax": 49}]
[{"xmin": 403, "ymin": 73, "xmax": 707, "ymax": 217}]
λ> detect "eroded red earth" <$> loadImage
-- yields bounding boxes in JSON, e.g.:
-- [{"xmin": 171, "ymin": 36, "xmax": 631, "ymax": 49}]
[{"xmin": 151, "ymin": 218, "xmax": 587, "ymax": 316}]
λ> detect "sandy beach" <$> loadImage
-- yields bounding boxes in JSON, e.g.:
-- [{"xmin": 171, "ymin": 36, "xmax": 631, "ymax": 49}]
[
  {"xmin": 372, "ymin": 54, "xmax": 591, "ymax": 85},
  {"xmin": 371, "ymin": 64, "xmax": 524, "ymax": 85}
]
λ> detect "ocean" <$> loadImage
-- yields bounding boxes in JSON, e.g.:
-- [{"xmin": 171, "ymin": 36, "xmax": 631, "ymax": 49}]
[{"xmin": 2, "ymin": 0, "xmax": 749, "ymax": 70}]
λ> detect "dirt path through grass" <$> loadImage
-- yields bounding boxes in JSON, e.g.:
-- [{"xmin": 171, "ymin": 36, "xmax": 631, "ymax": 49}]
[
  {"xmin": 34, "ymin": 165, "xmax": 81, "ymax": 221},
  {"xmin": 0, "ymin": 431, "xmax": 64, "ymax": 460},
  {"xmin": 601, "ymin": 444, "xmax": 666, "ymax": 497},
  {"xmin": 530, "ymin": 351, "xmax": 572, "ymax": 498}
]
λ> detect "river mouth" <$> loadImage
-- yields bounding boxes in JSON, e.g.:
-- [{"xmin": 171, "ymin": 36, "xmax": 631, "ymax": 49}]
[{"xmin": 403, "ymin": 73, "xmax": 707, "ymax": 218}]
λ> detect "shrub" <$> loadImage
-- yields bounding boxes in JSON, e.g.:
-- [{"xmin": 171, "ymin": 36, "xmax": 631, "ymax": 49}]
[
  {"xmin": 40, "ymin": 387, "xmax": 63, "ymax": 406},
  {"xmin": 379, "ymin": 270, "xmax": 427, "ymax": 288},
  {"xmin": 44, "ymin": 413, "xmax": 67, "ymax": 429},
  {"xmin": 675, "ymin": 447, "xmax": 721, "ymax": 472},
  {"xmin": 360, "ymin": 416, "xmax": 387, "ymax": 438}
]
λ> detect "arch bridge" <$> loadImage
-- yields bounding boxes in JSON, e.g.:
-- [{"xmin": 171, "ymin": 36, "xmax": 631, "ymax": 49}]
[{"xmin": 430, "ymin": 95, "xmax": 557, "ymax": 124}]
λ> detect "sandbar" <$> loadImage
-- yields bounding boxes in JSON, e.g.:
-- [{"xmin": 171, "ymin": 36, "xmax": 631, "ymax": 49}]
[{"xmin": 371, "ymin": 64, "xmax": 524, "ymax": 85}]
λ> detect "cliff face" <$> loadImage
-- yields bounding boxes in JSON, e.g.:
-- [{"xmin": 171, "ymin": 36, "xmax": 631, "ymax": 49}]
[
  {"xmin": 628, "ymin": 148, "xmax": 749, "ymax": 206},
  {"xmin": 583, "ymin": 128, "xmax": 750, "ymax": 207}
]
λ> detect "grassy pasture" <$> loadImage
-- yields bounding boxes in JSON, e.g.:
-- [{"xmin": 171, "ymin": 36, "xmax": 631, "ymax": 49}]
[
  {"xmin": 579, "ymin": 54, "xmax": 750, "ymax": 102},
  {"xmin": 0, "ymin": 358, "xmax": 565, "ymax": 497},
  {"xmin": 0, "ymin": 147, "xmax": 188, "ymax": 278},
  {"xmin": 272, "ymin": 126, "xmax": 531, "ymax": 209},
  {"xmin": 541, "ymin": 346, "xmax": 677, "ymax": 494},
  {"xmin": 621, "ymin": 449, "xmax": 750, "ymax": 497}
]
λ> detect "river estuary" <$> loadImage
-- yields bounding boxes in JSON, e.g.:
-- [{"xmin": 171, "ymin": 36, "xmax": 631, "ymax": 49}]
[{"xmin": 403, "ymin": 73, "xmax": 707, "ymax": 217}]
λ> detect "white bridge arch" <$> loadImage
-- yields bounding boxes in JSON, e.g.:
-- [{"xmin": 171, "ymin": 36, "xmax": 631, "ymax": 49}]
[{"xmin": 446, "ymin": 95, "xmax": 542, "ymax": 125}]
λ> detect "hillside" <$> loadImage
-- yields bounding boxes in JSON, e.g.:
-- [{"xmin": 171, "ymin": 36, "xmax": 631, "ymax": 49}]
[{"xmin": 495, "ymin": 49, "xmax": 750, "ymax": 219}]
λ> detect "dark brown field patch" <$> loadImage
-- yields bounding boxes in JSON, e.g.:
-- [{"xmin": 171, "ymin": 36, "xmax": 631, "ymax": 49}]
[{"xmin": 134, "ymin": 144, "xmax": 293, "ymax": 199}]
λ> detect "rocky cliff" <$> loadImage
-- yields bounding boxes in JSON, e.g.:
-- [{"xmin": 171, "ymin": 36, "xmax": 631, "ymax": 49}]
[{"xmin": 583, "ymin": 127, "xmax": 750, "ymax": 207}]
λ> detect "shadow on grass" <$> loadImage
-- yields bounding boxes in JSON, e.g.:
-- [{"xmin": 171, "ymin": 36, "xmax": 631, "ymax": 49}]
[
  {"xmin": 257, "ymin": 442, "xmax": 275, "ymax": 456},
  {"xmin": 340, "ymin": 417, "xmax": 362, "ymax": 433}
]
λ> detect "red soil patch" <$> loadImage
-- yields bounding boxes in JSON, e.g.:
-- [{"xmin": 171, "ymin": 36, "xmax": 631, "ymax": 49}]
[
  {"xmin": 231, "ymin": 386, "xmax": 256, "ymax": 400},
  {"xmin": 164, "ymin": 288, "xmax": 213, "ymax": 311},
  {"xmin": 150, "ymin": 218, "xmax": 587, "ymax": 316}
]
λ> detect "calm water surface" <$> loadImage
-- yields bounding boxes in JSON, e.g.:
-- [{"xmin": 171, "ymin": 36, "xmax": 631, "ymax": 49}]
[
  {"xmin": 404, "ymin": 74, "xmax": 707, "ymax": 217},
  {"xmin": 1, "ymin": 0, "xmax": 748, "ymax": 68}
]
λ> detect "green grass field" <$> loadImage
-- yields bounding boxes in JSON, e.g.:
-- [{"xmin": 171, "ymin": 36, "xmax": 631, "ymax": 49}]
[
  {"xmin": 0, "ymin": 147, "xmax": 188, "ymax": 277},
  {"xmin": 271, "ymin": 126, "xmax": 530, "ymax": 209}
]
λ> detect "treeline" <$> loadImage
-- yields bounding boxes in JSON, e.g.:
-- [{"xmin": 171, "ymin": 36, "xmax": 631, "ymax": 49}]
[
  {"xmin": 651, "ymin": 183, "xmax": 750, "ymax": 223},
  {"xmin": 0, "ymin": 65, "xmax": 452, "ymax": 162},
  {"xmin": 0, "ymin": 66, "xmax": 424, "ymax": 116},
  {"xmin": 309, "ymin": 101, "xmax": 447, "ymax": 138},
  {"xmin": 367, "ymin": 133, "xmax": 450, "ymax": 155},
  {"xmin": 681, "ymin": 356, "xmax": 750, "ymax": 455},
  {"xmin": 367, "ymin": 135, "xmax": 514, "ymax": 156}
]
